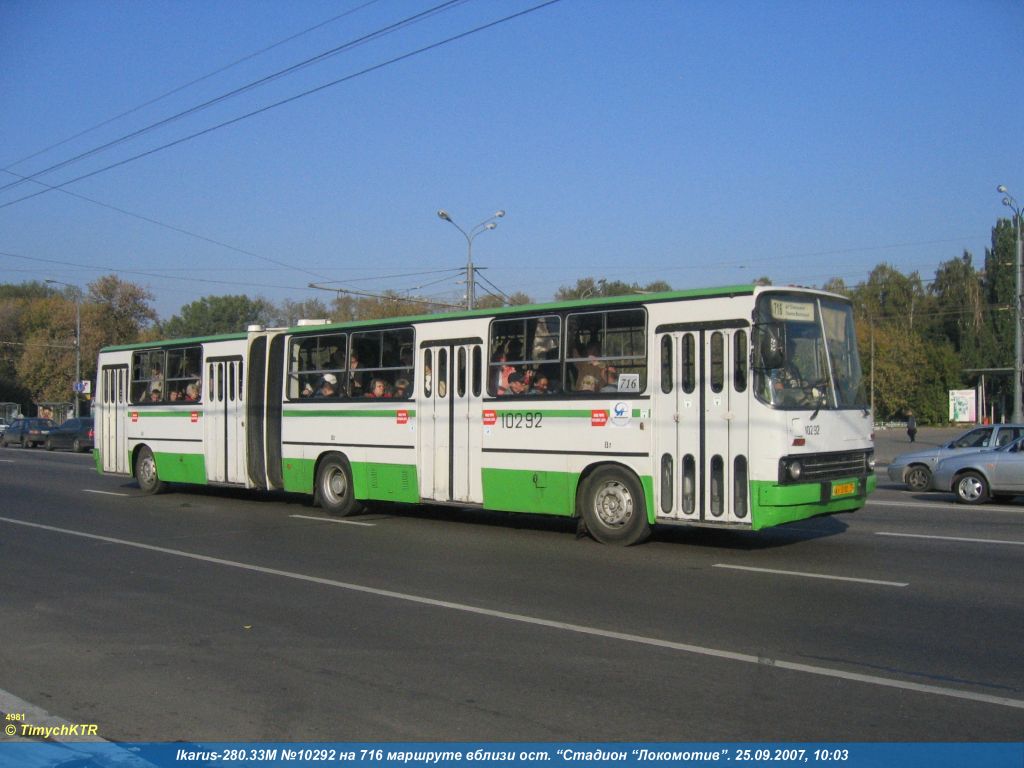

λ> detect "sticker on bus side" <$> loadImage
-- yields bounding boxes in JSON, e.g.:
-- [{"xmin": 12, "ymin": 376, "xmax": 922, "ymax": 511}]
[{"xmin": 591, "ymin": 410, "xmax": 608, "ymax": 427}]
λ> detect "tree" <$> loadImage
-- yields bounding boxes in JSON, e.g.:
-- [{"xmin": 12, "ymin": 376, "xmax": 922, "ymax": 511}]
[
  {"xmin": 554, "ymin": 277, "xmax": 672, "ymax": 301},
  {"xmin": 273, "ymin": 298, "xmax": 329, "ymax": 327},
  {"xmin": 162, "ymin": 295, "xmax": 276, "ymax": 338}
]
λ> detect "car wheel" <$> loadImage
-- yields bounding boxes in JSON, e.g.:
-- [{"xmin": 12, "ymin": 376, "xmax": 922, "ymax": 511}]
[
  {"xmin": 954, "ymin": 471, "xmax": 989, "ymax": 505},
  {"xmin": 905, "ymin": 466, "xmax": 931, "ymax": 492},
  {"xmin": 45, "ymin": 439, "xmax": 54, "ymax": 451},
  {"xmin": 314, "ymin": 454, "xmax": 361, "ymax": 516},
  {"xmin": 135, "ymin": 446, "xmax": 166, "ymax": 494},
  {"xmin": 579, "ymin": 466, "xmax": 651, "ymax": 546},
  {"xmin": 72, "ymin": 438, "xmax": 82, "ymax": 452}
]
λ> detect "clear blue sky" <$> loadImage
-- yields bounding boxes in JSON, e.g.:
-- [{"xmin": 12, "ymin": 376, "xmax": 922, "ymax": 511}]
[{"xmin": 2, "ymin": 0, "xmax": 1022, "ymax": 320}]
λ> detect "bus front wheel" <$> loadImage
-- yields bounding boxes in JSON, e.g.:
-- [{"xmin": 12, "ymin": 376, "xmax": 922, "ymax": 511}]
[
  {"xmin": 135, "ymin": 446, "xmax": 166, "ymax": 495},
  {"xmin": 315, "ymin": 455, "xmax": 361, "ymax": 517},
  {"xmin": 579, "ymin": 466, "xmax": 650, "ymax": 546}
]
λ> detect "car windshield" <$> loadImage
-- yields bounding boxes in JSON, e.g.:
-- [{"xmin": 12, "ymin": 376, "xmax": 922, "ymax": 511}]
[{"xmin": 753, "ymin": 292, "xmax": 868, "ymax": 411}]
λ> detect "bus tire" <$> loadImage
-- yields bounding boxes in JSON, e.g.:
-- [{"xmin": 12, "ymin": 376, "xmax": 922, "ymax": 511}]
[
  {"xmin": 579, "ymin": 466, "xmax": 650, "ymax": 546},
  {"xmin": 315, "ymin": 454, "xmax": 361, "ymax": 517},
  {"xmin": 135, "ymin": 446, "xmax": 166, "ymax": 495}
]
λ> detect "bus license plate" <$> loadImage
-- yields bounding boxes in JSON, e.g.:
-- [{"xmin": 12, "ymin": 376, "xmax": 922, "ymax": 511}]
[{"xmin": 832, "ymin": 481, "xmax": 856, "ymax": 498}]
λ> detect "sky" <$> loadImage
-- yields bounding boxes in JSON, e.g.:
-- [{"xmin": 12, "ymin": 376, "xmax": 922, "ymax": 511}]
[{"xmin": 1, "ymin": 0, "xmax": 1022, "ymax": 321}]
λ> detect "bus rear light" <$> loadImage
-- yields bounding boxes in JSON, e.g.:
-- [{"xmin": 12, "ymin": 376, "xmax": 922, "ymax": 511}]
[{"xmin": 792, "ymin": 437, "xmax": 806, "ymax": 446}]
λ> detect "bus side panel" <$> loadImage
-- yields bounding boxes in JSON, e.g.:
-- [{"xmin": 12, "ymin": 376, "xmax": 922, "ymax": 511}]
[
  {"xmin": 481, "ymin": 467, "xmax": 578, "ymax": 516},
  {"xmin": 352, "ymin": 461, "xmax": 419, "ymax": 504},
  {"xmin": 152, "ymin": 451, "xmax": 207, "ymax": 485}
]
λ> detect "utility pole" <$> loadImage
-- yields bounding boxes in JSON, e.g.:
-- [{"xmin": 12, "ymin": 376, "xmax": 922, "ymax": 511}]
[{"xmin": 997, "ymin": 185, "xmax": 1022, "ymax": 422}]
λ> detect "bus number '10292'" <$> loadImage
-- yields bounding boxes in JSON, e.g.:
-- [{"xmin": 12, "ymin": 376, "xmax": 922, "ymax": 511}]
[{"xmin": 502, "ymin": 412, "xmax": 543, "ymax": 429}]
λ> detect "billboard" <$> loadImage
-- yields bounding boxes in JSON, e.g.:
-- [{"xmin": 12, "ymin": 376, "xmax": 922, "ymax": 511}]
[{"xmin": 949, "ymin": 389, "xmax": 976, "ymax": 422}]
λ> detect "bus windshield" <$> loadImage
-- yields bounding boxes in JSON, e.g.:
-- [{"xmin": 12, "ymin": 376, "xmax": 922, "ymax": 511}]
[{"xmin": 753, "ymin": 292, "xmax": 867, "ymax": 411}]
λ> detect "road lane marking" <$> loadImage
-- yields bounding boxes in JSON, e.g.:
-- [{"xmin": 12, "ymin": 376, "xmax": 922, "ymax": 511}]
[
  {"xmin": 290, "ymin": 514, "xmax": 375, "ymax": 527},
  {"xmin": 2, "ymin": 514, "xmax": 1021, "ymax": 712},
  {"xmin": 83, "ymin": 489, "xmax": 131, "ymax": 497},
  {"xmin": 713, "ymin": 564, "xmax": 908, "ymax": 587},
  {"xmin": 870, "ymin": 499, "xmax": 1022, "ymax": 512},
  {"xmin": 877, "ymin": 531, "xmax": 1024, "ymax": 547}
]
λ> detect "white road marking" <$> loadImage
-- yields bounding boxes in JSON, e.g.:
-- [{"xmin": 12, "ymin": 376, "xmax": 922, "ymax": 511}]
[
  {"xmin": 2, "ymin": 515, "xmax": 1022, "ymax": 712},
  {"xmin": 83, "ymin": 489, "xmax": 131, "ymax": 497},
  {"xmin": 870, "ymin": 499, "xmax": 1022, "ymax": 512},
  {"xmin": 877, "ymin": 531, "xmax": 1024, "ymax": 547},
  {"xmin": 714, "ymin": 563, "xmax": 908, "ymax": 587},
  {"xmin": 290, "ymin": 514, "xmax": 375, "ymax": 527}
]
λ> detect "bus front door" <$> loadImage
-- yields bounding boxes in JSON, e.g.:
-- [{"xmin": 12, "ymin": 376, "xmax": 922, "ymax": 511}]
[
  {"xmin": 655, "ymin": 325, "xmax": 750, "ymax": 524},
  {"xmin": 419, "ymin": 342, "xmax": 484, "ymax": 504},
  {"xmin": 205, "ymin": 356, "xmax": 246, "ymax": 484}
]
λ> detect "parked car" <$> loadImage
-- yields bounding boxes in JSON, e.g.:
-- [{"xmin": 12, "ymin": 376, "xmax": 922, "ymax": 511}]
[
  {"xmin": 0, "ymin": 418, "xmax": 56, "ymax": 448},
  {"xmin": 931, "ymin": 436, "xmax": 1024, "ymax": 504},
  {"xmin": 886, "ymin": 423, "xmax": 1024, "ymax": 491},
  {"xmin": 45, "ymin": 417, "xmax": 94, "ymax": 453},
  {"xmin": 0, "ymin": 419, "xmax": 8, "ymax": 435}
]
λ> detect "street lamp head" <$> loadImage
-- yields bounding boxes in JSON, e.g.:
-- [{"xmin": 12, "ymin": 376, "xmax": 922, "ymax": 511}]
[
  {"xmin": 494, "ymin": 210, "xmax": 506, "ymax": 218},
  {"xmin": 1004, "ymin": 197, "xmax": 1013, "ymax": 208},
  {"xmin": 997, "ymin": 185, "xmax": 1008, "ymax": 194},
  {"xmin": 485, "ymin": 222, "xmax": 497, "ymax": 230},
  {"xmin": 437, "ymin": 209, "xmax": 452, "ymax": 222}
]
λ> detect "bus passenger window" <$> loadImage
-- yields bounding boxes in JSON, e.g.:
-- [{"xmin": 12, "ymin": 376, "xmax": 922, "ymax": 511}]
[
  {"xmin": 424, "ymin": 350, "xmax": 432, "ymax": 398},
  {"xmin": 734, "ymin": 331, "xmax": 748, "ymax": 393},
  {"xmin": 438, "ymin": 349, "xmax": 448, "ymax": 398},
  {"xmin": 660, "ymin": 336, "xmax": 672, "ymax": 394},
  {"xmin": 681, "ymin": 335, "xmax": 696, "ymax": 394},
  {"xmin": 710, "ymin": 332, "xmax": 724, "ymax": 394}
]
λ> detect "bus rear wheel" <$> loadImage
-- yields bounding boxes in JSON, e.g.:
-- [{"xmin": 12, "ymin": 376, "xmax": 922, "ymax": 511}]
[
  {"xmin": 135, "ymin": 446, "xmax": 166, "ymax": 495},
  {"xmin": 580, "ymin": 466, "xmax": 650, "ymax": 546},
  {"xmin": 315, "ymin": 455, "xmax": 361, "ymax": 517}
]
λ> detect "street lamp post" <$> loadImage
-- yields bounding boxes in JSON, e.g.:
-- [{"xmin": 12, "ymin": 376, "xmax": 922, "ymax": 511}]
[
  {"xmin": 46, "ymin": 279, "xmax": 81, "ymax": 418},
  {"xmin": 997, "ymin": 185, "xmax": 1023, "ymax": 423},
  {"xmin": 436, "ymin": 209, "xmax": 505, "ymax": 310}
]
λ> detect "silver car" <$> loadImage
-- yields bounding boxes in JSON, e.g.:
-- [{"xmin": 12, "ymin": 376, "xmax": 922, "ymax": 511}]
[
  {"xmin": 886, "ymin": 423, "xmax": 1024, "ymax": 491},
  {"xmin": 931, "ymin": 436, "xmax": 1024, "ymax": 504}
]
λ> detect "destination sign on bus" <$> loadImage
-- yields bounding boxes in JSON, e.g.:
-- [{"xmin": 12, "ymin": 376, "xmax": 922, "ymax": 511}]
[{"xmin": 770, "ymin": 299, "xmax": 816, "ymax": 322}]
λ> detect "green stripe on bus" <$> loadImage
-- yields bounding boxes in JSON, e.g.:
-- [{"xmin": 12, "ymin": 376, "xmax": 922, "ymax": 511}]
[
  {"xmin": 283, "ymin": 409, "xmax": 416, "ymax": 418},
  {"xmin": 153, "ymin": 451, "xmax": 207, "ymax": 484},
  {"xmin": 131, "ymin": 410, "xmax": 202, "ymax": 417},
  {"xmin": 490, "ymin": 409, "xmax": 647, "ymax": 418}
]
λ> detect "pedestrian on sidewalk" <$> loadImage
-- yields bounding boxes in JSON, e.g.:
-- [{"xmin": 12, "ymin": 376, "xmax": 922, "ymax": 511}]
[{"xmin": 906, "ymin": 410, "xmax": 917, "ymax": 443}]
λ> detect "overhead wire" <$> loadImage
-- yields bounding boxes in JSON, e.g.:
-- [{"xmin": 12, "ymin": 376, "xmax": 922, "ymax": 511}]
[
  {"xmin": 0, "ymin": 0, "xmax": 386, "ymax": 174},
  {"xmin": 0, "ymin": 0, "xmax": 563, "ymax": 211},
  {"xmin": 0, "ymin": 0, "xmax": 471, "ymax": 195}
]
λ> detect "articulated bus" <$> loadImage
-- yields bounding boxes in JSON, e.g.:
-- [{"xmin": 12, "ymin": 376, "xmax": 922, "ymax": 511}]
[{"xmin": 94, "ymin": 285, "xmax": 875, "ymax": 545}]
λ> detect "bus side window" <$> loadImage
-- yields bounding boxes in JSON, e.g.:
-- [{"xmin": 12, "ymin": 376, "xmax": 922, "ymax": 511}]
[
  {"xmin": 424, "ymin": 350, "xmax": 432, "ymax": 398},
  {"xmin": 734, "ymin": 330, "xmax": 748, "ymax": 393}
]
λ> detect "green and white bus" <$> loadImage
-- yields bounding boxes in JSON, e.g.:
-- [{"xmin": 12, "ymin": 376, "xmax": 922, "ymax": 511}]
[{"xmin": 94, "ymin": 284, "xmax": 875, "ymax": 545}]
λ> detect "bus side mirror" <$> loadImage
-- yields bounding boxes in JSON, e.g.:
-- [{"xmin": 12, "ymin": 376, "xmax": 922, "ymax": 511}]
[{"xmin": 754, "ymin": 323, "xmax": 786, "ymax": 370}]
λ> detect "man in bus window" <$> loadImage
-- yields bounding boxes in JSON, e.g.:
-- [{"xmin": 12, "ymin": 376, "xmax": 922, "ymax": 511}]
[
  {"xmin": 505, "ymin": 372, "xmax": 528, "ymax": 396},
  {"xmin": 317, "ymin": 374, "xmax": 338, "ymax": 398}
]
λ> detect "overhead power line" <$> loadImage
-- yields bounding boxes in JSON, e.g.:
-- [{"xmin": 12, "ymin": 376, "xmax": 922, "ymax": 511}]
[
  {"xmin": 0, "ymin": 0, "xmax": 468, "ymax": 195},
  {"xmin": 0, "ymin": 0, "xmax": 563, "ymax": 212},
  {"xmin": 0, "ymin": 0, "xmax": 385, "ymax": 174}
]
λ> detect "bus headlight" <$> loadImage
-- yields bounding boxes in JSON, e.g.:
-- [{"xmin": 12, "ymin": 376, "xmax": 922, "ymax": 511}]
[{"xmin": 788, "ymin": 460, "xmax": 802, "ymax": 480}]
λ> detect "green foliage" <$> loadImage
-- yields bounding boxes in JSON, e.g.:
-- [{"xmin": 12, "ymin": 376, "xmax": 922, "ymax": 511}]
[
  {"xmin": 162, "ymin": 295, "xmax": 275, "ymax": 338},
  {"xmin": 554, "ymin": 277, "xmax": 673, "ymax": 301}
]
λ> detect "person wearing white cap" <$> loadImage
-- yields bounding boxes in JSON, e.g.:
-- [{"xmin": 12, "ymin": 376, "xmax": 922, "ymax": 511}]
[{"xmin": 316, "ymin": 373, "xmax": 338, "ymax": 398}]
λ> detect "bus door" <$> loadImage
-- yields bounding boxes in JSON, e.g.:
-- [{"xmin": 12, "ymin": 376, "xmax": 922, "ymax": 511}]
[
  {"xmin": 100, "ymin": 365, "xmax": 129, "ymax": 475},
  {"xmin": 655, "ymin": 323, "xmax": 750, "ymax": 524},
  {"xmin": 204, "ymin": 356, "xmax": 246, "ymax": 484},
  {"xmin": 419, "ymin": 340, "xmax": 484, "ymax": 504}
]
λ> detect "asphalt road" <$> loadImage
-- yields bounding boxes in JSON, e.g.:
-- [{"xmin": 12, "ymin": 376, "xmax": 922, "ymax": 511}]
[{"xmin": 1, "ymin": 446, "xmax": 1022, "ymax": 742}]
